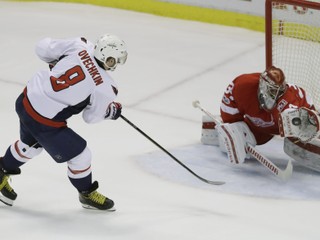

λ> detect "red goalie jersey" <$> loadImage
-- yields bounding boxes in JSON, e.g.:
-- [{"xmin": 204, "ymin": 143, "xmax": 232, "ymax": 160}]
[{"xmin": 220, "ymin": 72, "xmax": 315, "ymax": 145}]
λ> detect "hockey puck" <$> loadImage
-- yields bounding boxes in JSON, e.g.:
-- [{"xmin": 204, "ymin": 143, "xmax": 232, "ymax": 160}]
[{"xmin": 292, "ymin": 117, "xmax": 301, "ymax": 126}]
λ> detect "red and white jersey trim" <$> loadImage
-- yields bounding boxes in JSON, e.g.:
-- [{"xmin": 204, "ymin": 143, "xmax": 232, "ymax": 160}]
[{"xmin": 220, "ymin": 102, "xmax": 240, "ymax": 115}]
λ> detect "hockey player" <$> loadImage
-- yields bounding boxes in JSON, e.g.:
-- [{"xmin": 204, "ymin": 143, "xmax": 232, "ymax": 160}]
[
  {"xmin": 0, "ymin": 34, "xmax": 128, "ymax": 210},
  {"xmin": 201, "ymin": 66, "xmax": 318, "ymax": 165}
]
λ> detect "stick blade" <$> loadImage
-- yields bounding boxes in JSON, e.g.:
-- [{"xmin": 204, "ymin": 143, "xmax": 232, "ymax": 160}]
[
  {"xmin": 207, "ymin": 180, "xmax": 225, "ymax": 185},
  {"xmin": 279, "ymin": 159, "xmax": 293, "ymax": 181}
]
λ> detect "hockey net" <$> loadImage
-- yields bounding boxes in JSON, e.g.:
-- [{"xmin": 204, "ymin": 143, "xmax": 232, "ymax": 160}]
[{"xmin": 266, "ymin": 0, "xmax": 320, "ymax": 109}]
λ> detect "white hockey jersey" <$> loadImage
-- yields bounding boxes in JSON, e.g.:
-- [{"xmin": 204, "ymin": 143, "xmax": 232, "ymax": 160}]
[{"xmin": 26, "ymin": 37, "xmax": 118, "ymax": 124}]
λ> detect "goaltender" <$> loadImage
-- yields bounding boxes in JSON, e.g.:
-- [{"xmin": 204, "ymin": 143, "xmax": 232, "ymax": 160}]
[{"xmin": 201, "ymin": 66, "xmax": 320, "ymax": 170}]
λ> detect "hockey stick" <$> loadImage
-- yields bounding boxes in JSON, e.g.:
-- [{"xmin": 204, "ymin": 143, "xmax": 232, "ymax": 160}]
[
  {"xmin": 120, "ymin": 114, "xmax": 225, "ymax": 185},
  {"xmin": 192, "ymin": 100, "xmax": 293, "ymax": 180}
]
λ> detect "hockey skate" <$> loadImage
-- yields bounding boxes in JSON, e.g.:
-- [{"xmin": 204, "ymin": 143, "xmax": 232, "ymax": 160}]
[
  {"xmin": 79, "ymin": 181, "xmax": 115, "ymax": 211},
  {"xmin": 0, "ymin": 159, "xmax": 18, "ymax": 206}
]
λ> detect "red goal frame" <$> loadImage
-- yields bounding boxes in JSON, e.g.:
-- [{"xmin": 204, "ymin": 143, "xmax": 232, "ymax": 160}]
[{"xmin": 265, "ymin": 0, "xmax": 320, "ymax": 68}]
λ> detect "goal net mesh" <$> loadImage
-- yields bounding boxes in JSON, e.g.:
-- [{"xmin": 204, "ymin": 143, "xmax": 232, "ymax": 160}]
[{"xmin": 267, "ymin": 0, "xmax": 320, "ymax": 108}]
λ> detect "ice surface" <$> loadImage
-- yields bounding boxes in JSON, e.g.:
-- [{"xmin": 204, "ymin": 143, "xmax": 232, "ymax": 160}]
[{"xmin": 0, "ymin": 2, "xmax": 319, "ymax": 240}]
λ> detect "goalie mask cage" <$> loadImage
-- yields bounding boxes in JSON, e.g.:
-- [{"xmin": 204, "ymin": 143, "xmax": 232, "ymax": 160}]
[{"xmin": 266, "ymin": 0, "xmax": 320, "ymax": 108}]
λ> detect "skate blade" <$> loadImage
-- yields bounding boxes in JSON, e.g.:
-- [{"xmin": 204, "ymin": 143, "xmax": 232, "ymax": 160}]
[
  {"xmin": 81, "ymin": 203, "xmax": 116, "ymax": 211},
  {"xmin": 0, "ymin": 195, "xmax": 14, "ymax": 206}
]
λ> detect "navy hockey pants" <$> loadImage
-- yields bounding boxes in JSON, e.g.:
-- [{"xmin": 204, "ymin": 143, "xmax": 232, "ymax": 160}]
[{"xmin": 15, "ymin": 93, "xmax": 87, "ymax": 163}]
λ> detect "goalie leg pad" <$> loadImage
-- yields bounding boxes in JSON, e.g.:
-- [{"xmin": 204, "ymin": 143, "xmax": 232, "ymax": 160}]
[
  {"xmin": 284, "ymin": 137, "xmax": 320, "ymax": 172},
  {"xmin": 217, "ymin": 122, "xmax": 256, "ymax": 164},
  {"xmin": 201, "ymin": 115, "xmax": 219, "ymax": 146}
]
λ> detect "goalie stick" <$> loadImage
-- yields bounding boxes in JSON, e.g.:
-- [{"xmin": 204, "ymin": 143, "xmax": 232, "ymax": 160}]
[
  {"xmin": 120, "ymin": 115, "xmax": 225, "ymax": 185},
  {"xmin": 192, "ymin": 100, "xmax": 293, "ymax": 180}
]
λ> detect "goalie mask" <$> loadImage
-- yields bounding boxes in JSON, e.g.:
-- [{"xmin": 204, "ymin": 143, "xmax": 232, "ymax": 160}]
[
  {"xmin": 94, "ymin": 34, "xmax": 128, "ymax": 71},
  {"xmin": 258, "ymin": 66, "xmax": 286, "ymax": 111}
]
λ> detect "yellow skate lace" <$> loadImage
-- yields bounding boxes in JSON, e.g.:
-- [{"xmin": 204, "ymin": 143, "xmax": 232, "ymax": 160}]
[
  {"xmin": 88, "ymin": 191, "xmax": 106, "ymax": 204},
  {"xmin": 0, "ymin": 175, "xmax": 12, "ymax": 191}
]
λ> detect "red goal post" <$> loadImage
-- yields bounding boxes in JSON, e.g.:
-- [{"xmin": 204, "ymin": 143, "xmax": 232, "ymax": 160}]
[{"xmin": 265, "ymin": 0, "xmax": 320, "ymax": 108}]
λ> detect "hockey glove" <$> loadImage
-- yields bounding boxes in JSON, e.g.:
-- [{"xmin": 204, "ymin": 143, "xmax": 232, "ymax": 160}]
[
  {"xmin": 105, "ymin": 102, "xmax": 122, "ymax": 120},
  {"xmin": 279, "ymin": 107, "xmax": 320, "ymax": 143}
]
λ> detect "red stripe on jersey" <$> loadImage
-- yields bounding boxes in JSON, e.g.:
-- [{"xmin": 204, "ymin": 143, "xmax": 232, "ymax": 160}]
[{"xmin": 22, "ymin": 88, "xmax": 67, "ymax": 128}]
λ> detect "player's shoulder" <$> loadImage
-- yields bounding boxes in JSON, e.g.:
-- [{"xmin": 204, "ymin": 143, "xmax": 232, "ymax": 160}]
[
  {"xmin": 281, "ymin": 83, "xmax": 312, "ymax": 107},
  {"xmin": 233, "ymin": 72, "xmax": 260, "ymax": 93},
  {"xmin": 234, "ymin": 72, "xmax": 260, "ymax": 85},
  {"xmin": 64, "ymin": 37, "xmax": 94, "ymax": 54},
  {"xmin": 285, "ymin": 83, "xmax": 307, "ymax": 97}
]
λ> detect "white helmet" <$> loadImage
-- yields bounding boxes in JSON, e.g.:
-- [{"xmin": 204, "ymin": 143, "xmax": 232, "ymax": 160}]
[{"xmin": 94, "ymin": 34, "xmax": 128, "ymax": 71}]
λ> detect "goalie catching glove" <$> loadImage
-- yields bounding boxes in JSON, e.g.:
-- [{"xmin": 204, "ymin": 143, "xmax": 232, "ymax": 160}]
[
  {"xmin": 105, "ymin": 102, "xmax": 122, "ymax": 120},
  {"xmin": 279, "ymin": 107, "xmax": 320, "ymax": 143}
]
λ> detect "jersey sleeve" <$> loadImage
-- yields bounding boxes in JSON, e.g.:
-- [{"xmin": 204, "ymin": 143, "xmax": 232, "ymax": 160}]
[
  {"xmin": 220, "ymin": 79, "xmax": 245, "ymax": 123},
  {"xmin": 82, "ymin": 92, "xmax": 110, "ymax": 124},
  {"xmin": 82, "ymin": 75, "xmax": 118, "ymax": 124},
  {"xmin": 282, "ymin": 84, "xmax": 316, "ymax": 112},
  {"xmin": 299, "ymin": 86, "xmax": 315, "ymax": 110}
]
